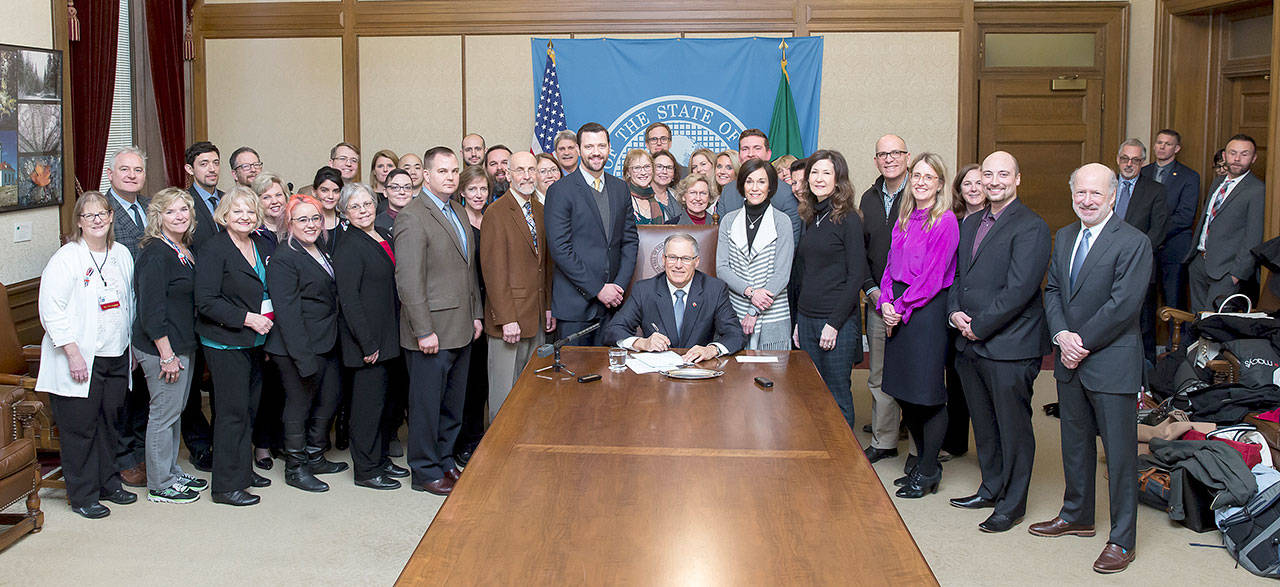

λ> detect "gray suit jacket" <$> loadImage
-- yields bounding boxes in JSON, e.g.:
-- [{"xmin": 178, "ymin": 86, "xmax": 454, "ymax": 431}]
[
  {"xmin": 1044, "ymin": 214, "xmax": 1152, "ymax": 393},
  {"xmin": 1182, "ymin": 172, "xmax": 1266, "ymax": 281},
  {"xmin": 107, "ymin": 189, "xmax": 150, "ymax": 259},
  {"xmin": 393, "ymin": 192, "xmax": 482, "ymax": 351}
]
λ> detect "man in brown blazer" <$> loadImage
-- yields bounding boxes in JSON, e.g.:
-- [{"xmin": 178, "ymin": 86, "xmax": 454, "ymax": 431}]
[
  {"xmin": 480, "ymin": 152, "xmax": 556, "ymax": 421},
  {"xmin": 394, "ymin": 146, "xmax": 483, "ymax": 496}
]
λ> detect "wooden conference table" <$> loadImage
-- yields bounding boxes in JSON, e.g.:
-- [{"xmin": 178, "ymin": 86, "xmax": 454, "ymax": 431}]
[{"xmin": 398, "ymin": 348, "xmax": 936, "ymax": 585}]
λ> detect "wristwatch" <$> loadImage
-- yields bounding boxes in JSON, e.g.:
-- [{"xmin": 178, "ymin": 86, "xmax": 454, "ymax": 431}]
[{"xmin": 747, "ymin": 307, "xmax": 760, "ymax": 317}]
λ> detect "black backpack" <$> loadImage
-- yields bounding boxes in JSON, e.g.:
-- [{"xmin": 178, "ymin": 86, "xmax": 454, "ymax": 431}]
[{"xmin": 1219, "ymin": 479, "xmax": 1280, "ymax": 578}]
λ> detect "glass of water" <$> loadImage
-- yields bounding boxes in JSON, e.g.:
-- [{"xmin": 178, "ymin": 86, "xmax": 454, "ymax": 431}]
[{"xmin": 608, "ymin": 347, "xmax": 628, "ymax": 372}]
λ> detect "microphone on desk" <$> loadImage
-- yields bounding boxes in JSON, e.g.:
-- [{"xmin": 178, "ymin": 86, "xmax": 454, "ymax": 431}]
[{"xmin": 536, "ymin": 322, "xmax": 601, "ymax": 357}]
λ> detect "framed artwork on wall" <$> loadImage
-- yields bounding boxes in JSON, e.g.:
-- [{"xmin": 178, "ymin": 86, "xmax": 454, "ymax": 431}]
[{"xmin": 0, "ymin": 42, "xmax": 63, "ymax": 213}]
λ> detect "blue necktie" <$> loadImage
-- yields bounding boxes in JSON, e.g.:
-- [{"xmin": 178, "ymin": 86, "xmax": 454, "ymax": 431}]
[
  {"xmin": 442, "ymin": 203, "xmax": 467, "ymax": 250},
  {"xmin": 673, "ymin": 290, "xmax": 686, "ymax": 336},
  {"xmin": 1069, "ymin": 228, "xmax": 1092, "ymax": 289},
  {"xmin": 1115, "ymin": 180, "xmax": 1132, "ymax": 219}
]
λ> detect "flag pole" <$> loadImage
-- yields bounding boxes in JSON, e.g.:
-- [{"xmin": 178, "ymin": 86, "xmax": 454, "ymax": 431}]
[{"xmin": 779, "ymin": 40, "xmax": 789, "ymax": 83}]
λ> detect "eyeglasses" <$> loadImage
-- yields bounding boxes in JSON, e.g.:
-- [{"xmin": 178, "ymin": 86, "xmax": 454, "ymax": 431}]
[
  {"xmin": 910, "ymin": 172, "xmax": 938, "ymax": 183},
  {"xmin": 386, "ymin": 184, "xmax": 413, "ymax": 192},
  {"xmin": 79, "ymin": 211, "xmax": 111, "ymax": 221},
  {"xmin": 875, "ymin": 150, "xmax": 907, "ymax": 160},
  {"xmin": 664, "ymin": 255, "xmax": 698, "ymax": 265},
  {"xmin": 234, "ymin": 162, "xmax": 263, "ymax": 171},
  {"xmin": 629, "ymin": 164, "xmax": 652, "ymax": 173},
  {"xmin": 293, "ymin": 215, "xmax": 324, "ymax": 225},
  {"xmin": 332, "ymin": 156, "xmax": 359, "ymax": 165},
  {"xmin": 347, "ymin": 201, "xmax": 375, "ymax": 211},
  {"xmin": 1117, "ymin": 156, "xmax": 1144, "ymax": 165},
  {"xmin": 646, "ymin": 136, "xmax": 672, "ymax": 144},
  {"xmin": 537, "ymin": 168, "xmax": 560, "ymax": 177},
  {"xmin": 655, "ymin": 164, "xmax": 675, "ymax": 172}
]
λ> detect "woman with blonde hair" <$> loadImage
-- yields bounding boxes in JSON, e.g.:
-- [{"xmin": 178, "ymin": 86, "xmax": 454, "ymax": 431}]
[
  {"xmin": 623, "ymin": 149, "xmax": 670, "ymax": 225},
  {"xmin": 878, "ymin": 152, "xmax": 959, "ymax": 498},
  {"xmin": 37, "ymin": 191, "xmax": 137, "ymax": 518},
  {"xmin": 773, "ymin": 154, "xmax": 798, "ymax": 185},
  {"xmin": 688, "ymin": 148, "xmax": 716, "ymax": 178},
  {"xmin": 194, "ymin": 186, "xmax": 274, "ymax": 506},
  {"xmin": 134, "ymin": 188, "xmax": 209, "ymax": 504},
  {"xmin": 251, "ymin": 172, "xmax": 289, "ymax": 250},
  {"xmin": 713, "ymin": 149, "xmax": 740, "ymax": 193}
]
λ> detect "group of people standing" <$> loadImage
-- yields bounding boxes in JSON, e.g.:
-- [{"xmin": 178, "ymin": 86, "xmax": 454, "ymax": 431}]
[{"xmin": 34, "ymin": 115, "xmax": 1262, "ymax": 574}]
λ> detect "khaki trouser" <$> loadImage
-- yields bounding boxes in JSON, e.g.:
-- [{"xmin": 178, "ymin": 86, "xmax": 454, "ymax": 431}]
[{"xmin": 865, "ymin": 309, "xmax": 902, "ymax": 450}]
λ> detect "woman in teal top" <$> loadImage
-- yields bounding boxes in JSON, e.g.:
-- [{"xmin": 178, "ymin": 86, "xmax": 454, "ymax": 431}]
[{"xmin": 193, "ymin": 186, "xmax": 274, "ymax": 507}]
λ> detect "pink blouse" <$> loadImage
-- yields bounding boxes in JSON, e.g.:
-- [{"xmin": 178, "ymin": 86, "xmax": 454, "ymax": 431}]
[{"xmin": 879, "ymin": 209, "xmax": 959, "ymax": 324}]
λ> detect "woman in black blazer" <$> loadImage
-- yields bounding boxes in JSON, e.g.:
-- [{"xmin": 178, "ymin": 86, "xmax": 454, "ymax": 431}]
[
  {"xmin": 334, "ymin": 183, "xmax": 406, "ymax": 490},
  {"xmin": 265, "ymin": 193, "xmax": 348, "ymax": 493},
  {"xmin": 194, "ymin": 186, "xmax": 275, "ymax": 506}
]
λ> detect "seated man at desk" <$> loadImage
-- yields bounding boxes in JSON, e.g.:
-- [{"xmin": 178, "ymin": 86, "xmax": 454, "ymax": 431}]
[{"xmin": 604, "ymin": 233, "xmax": 745, "ymax": 362}]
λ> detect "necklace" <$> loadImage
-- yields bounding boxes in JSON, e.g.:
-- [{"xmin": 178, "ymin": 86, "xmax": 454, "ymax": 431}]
[
  {"xmin": 745, "ymin": 211, "xmax": 766, "ymax": 230},
  {"xmin": 815, "ymin": 211, "xmax": 832, "ymax": 227}
]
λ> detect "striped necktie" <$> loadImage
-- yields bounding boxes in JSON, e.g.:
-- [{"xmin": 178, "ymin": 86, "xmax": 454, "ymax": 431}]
[{"xmin": 523, "ymin": 201, "xmax": 538, "ymax": 254}]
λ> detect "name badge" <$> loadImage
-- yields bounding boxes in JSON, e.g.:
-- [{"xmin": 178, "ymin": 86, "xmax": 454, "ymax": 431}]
[
  {"xmin": 261, "ymin": 299, "xmax": 275, "ymax": 321},
  {"xmin": 99, "ymin": 289, "xmax": 121, "ymax": 311}
]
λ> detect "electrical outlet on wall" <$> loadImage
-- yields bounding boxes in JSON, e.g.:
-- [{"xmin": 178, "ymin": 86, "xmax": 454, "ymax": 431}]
[{"xmin": 13, "ymin": 222, "xmax": 32, "ymax": 243}]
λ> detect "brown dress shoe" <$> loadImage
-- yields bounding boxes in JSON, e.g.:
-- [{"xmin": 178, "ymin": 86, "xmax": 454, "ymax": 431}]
[
  {"xmin": 119, "ymin": 463, "xmax": 147, "ymax": 487},
  {"xmin": 1028, "ymin": 516, "xmax": 1096, "ymax": 538},
  {"xmin": 445, "ymin": 467, "xmax": 461, "ymax": 482},
  {"xmin": 1093, "ymin": 543, "xmax": 1134, "ymax": 574},
  {"xmin": 412, "ymin": 477, "xmax": 455, "ymax": 496}
]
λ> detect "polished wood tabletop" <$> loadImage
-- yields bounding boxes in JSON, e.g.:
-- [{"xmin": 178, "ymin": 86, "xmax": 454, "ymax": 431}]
[{"xmin": 397, "ymin": 348, "xmax": 937, "ymax": 586}]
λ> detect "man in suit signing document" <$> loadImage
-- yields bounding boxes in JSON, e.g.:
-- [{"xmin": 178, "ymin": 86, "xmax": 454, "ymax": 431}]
[{"xmin": 604, "ymin": 233, "xmax": 744, "ymax": 363}]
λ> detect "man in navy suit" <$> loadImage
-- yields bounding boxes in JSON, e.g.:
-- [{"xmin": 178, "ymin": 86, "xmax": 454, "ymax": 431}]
[
  {"xmin": 545, "ymin": 122, "xmax": 639, "ymax": 346},
  {"xmin": 185, "ymin": 141, "xmax": 224, "ymax": 252},
  {"xmin": 604, "ymin": 233, "xmax": 744, "ymax": 362},
  {"xmin": 1141, "ymin": 129, "xmax": 1200, "ymax": 313}
]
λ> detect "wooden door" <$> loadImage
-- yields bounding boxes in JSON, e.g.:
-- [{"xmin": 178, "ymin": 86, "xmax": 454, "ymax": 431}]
[
  {"xmin": 978, "ymin": 78, "xmax": 1104, "ymax": 233},
  {"xmin": 1221, "ymin": 74, "xmax": 1270, "ymax": 182}
]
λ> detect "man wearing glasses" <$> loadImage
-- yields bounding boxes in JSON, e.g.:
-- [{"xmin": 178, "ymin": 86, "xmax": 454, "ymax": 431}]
[
  {"xmin": 229, "ymin": 147, "xmax": 262, "ymax": 187},
  {"xmin": 604, "ymin": 233, "xmax": 743, "ymax": 363},
  {"xmin": 1113, "ymin": 139, "xmax": 1168, "ymax": 365},
  {"xmin": 644, "ymin": 122, "xmax": 685, "ymax": 176},
  {"xmin": 858, "ymin": 134, "xmax": 910, "ymax": 465},
  {"xmin": 330, "ymin": 142, "xmax": 360, "ymax": 182}
]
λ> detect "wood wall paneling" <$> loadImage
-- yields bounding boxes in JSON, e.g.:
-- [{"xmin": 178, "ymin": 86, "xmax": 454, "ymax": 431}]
[{"xmin": 7, "ymin": 278, "xmax": 42, "ymax": 347}]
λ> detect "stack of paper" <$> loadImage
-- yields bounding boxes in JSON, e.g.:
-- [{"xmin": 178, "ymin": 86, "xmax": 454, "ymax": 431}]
[{"xmin": 626, "ymin": 351, "xmax": 686, "ymax": 374}]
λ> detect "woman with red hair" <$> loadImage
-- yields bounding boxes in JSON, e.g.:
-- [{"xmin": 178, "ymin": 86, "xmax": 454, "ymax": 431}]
[{"xmin": 264, "ymin": 193, "xmax": 348, "ymax": 493}]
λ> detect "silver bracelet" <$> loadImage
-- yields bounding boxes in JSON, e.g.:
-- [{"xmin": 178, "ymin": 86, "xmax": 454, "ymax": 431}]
[{"xmin": 159, "ymin": 355, "xmax": 179, "ymax": 365}]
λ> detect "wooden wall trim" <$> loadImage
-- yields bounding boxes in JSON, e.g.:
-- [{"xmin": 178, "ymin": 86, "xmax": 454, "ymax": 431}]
[
  {"xmin": 341, "ymin": 0, "xmax": 360, "ymax": 156},
  {"xmin": 7, "ymin": 278, "xmax": 43, "ymax": 347},
  {"xmin": 198, "ymin": 2, "xmax": 343, "ymax": 38},
  {"xmin": 53, "ymin": 0, "xmax": 76, "ymax": 237},
  {"xmin": 1164, "ymin": 0, "xmax": 1270, "ymax": 16},
  {"xmin": 958, "ymin": 2, "xmax": 978, "ymax": 166}
]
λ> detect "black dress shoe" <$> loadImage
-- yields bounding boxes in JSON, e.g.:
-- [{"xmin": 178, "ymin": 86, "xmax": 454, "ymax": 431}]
[
  {"xmin": 212, "ymin": 489, "xmax": 260, "ymax": 506},
  {"xmin": 864, "ymin": 446, "xmax": 898, "ymax": 464},
  {"xmin": 255, "ymin": 456, "xmax": 274, "ymax": 471},
  {"xmin": 950, "ymin": 494, "xmax": 997, "ymax": 509},
  {"xmin": 382, "ymin": 462, "xmax": 410, "ymax": 478},
  {"xmin": 903, "ymin": 453, "xmax": 919, "ymax": 474},
  {"xmin": 190, "ymin": 449, "xmax": 213, "ymax": 473},
  {"xmin": 979, "ymin": 513, "xmax": 1023, "ymax": 533},
  {"xmin": 894, "ymin": 463, "xmax": 920, "ymax": 487},
  {"xmin": 455, "ymin": 450, "xmax": 472, "ymax": 468},
  {"xmin": 72, "ymin": 503, "xmax": 110, "ymax": 519},
  {"xmin": 355, "ymin": 475, "xmax": 402, "ymax": 490},
  {"xmin": 100, "ymin": 488, "xmax": 137, "ymax": 505},
  {"xmin": 895, "ymin": 470, "xmax": 941, "ymax": 499},
  {"xmin": 250, "ymin": 471, "xmax": 272, "ymax": 488},
  {"xmin": 862, "ymin": 424, "xmax": 873, "ymax": 434}
]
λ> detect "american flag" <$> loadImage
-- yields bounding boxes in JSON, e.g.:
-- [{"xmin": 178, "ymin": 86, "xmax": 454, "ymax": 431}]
[{"xmin": 532, "ymin": 41, "xmax": 567, "ymax": 154}]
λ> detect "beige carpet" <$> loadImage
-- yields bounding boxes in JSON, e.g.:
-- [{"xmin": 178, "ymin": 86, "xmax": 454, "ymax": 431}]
[{"xmin": 2, "ymin": 372, "xmax": 1272, "ymax": 585}]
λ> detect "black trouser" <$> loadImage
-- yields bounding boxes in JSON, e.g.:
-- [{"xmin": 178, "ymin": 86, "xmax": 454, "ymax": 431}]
[
  {"xmin": 204, "ymin": 346, "xmax": 263, "ymax": 494},
  {"xmin": 380, "ymin": 357, "xmax": 408, "ymax": 451},
  {"xmin": 954, "ymin": 350, "xmax": 1039, "ymax": 520},
  {"xmin": 113, "ymin": 366, "xmax": 149, "ymax": 471},
  {"xmin": 1139, "ymin": 284, "xmax": 1158, "ymax": 366},
  {"xmin": 406, "ymin": 345, "xmax": 470, "ymax": 484},
  {"xmin": 350, "ymin": 361, "xmax": 390, "ymax": 480},
  {"xmin": 943, "ymin": 339, "xmax": 970, "ymax": 456},
  {"xmin": 180, "ymin": 347, "xmax": 212, "ymax": 455},
  {"xmin": 273, "ymin": 350, "xmax": 341, "ymax": 453},
  {"xmin": 898, "ymin": 399, "xmax": 947, "ymax": 478},
  {"xmin": 253, "ymin": 354, "xmax": 285, "ymax": 451},
  {"xmin": 51, "ymin": 353, "xmax": 128, "ymax": 508},
  {"xmin": 456, "ymin": 335, "xmax": 488, "ymax": 455}
]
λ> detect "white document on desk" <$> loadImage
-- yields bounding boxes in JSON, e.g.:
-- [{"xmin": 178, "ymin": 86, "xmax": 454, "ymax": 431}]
[
  {"xmin": 735, "ymin": 355, "xmax": 779, "ymax": 363},
  {"xmin": 625, "ymin": 358, "xmax": 664, "ymax": 374},
  {"xmin": 629, "ymin": 351, "xmax": 686, "ymax": 371}
]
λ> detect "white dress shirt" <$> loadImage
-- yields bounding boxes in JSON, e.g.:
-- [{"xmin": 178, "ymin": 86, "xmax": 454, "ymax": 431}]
[{"xmin": 619, "ymin": 278, "xmax": 727, "ymax": 356}]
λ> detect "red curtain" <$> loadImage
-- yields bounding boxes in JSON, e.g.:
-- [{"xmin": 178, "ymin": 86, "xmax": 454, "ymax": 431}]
[
  {"xmin": 146, "ymin": 0, "xmax": 186, "ymax": 186},
  {"xmin": 69, "ymin": 0, "xmax": 120, "ymax": 193}
]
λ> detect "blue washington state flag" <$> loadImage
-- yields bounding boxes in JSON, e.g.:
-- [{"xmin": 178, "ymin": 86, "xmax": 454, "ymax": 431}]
[{"xmin": 531, "ymin": 37, "xmax": 823, "ymax": 176}]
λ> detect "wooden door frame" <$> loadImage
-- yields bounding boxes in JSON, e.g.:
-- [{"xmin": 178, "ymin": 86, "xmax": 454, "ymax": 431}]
[{"xmin": 971, "ymin": 2, "xmax": 1129, "ymax": 167}]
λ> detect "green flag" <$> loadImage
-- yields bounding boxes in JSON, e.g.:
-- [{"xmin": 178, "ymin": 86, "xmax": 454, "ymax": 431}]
[{"xmin": 768, "ymin": 68, "xmax": 804, "ymax": 160}]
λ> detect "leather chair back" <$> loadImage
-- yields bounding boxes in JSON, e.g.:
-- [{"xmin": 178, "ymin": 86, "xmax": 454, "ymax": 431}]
[
  {"xmin": 629, "ymin": 224, "xmax": 718, "ymax": 292},
  {"xmin": 0, "ymin": 286, "xmax": 24, "ymax": 376}
]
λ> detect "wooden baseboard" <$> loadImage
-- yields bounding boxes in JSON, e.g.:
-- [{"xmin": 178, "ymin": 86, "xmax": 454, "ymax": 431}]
[{"xmin": 7, "ymin": 278, "xmax": 42, "ymax": 347}]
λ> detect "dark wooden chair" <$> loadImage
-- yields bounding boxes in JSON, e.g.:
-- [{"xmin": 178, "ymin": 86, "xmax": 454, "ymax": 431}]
[
  {"xmin": 1158, "ymin": 306, "xmax": 1239, "ymax": 384},
  {"xmin": 0, "ymin": 385, "xmax": 43, "ymax": 552},
  {"xmin": 0, "ymin": 284, "xmax": 63, "ymax": 490}
]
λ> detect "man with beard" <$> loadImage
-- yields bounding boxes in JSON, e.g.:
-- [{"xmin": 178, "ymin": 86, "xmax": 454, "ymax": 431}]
[
  {"xmin": 461, "ymin": 133, "xmax": 486, "ymax": 166},
  {"xmin": 484, "ymin": 145, "xmax": 512, "ymax": 201},
  {"xmin": 1183, "ymin": 134, "xmax": 1265, "ymax": 312},
  {"xmin": 229, "ymin": 146, "xmax": 262, "ymax": 187}
]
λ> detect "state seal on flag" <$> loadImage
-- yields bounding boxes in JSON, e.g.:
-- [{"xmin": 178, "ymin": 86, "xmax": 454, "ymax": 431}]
[{"xmin": 605, "ymin": 95, "xmax": 747, "ymax": 176}]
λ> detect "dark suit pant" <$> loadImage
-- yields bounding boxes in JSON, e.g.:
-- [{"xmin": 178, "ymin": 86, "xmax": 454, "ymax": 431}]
[
  {"xmin": 1187, "ymin": 253, "xmax": 1240, "ymax": 313},
  {"xmin": 204, "ymin": 346, "xmax": 263, "ymax": 494},
  {"xmin": 50, "ymin": 353, "xmax": 128, "ymax": 508},
  {"xmin": 406, "ymin": 346, "xmax": 471, "ymax": 484},
  {"xmin": 954, "ymin": 350, "xmax": 1038, "ymax": 519},
  {"xmin": 275, "ymin": 350, "xmax": 342, "ymax": 453},
  {"xmin": 253, "ymin": 356, "xmax": 284, "ymax": 451},
  {"xmin": 113, "ymin": 366, "xmax": 149, "ymax": 471},
  {"xmin": 554, "ymin": 319, "xmax": 604, "ymax": 347},
  {"xmin": 181, "ymin": 348, "xmax": 213, "ymax": 456},
  {"xmin": 943, "ymin": 338, "xmax": 970, "ymax": 455},
  {"xmin": 1056, "ymin": 377, "xmax": 1138, "ymax": 551},
  {"xmin": 797, "ymin": 315, "xmax": 861, "ymax": 431},
  {"xmin": 380, "ymin": 357, "xmax": 408, "ymax": 452},
  {"xmin": 456, "ymin": 335, "xmax": 489, "ymax": 456},
  {"xmin": 350, "ymin": 361, "xmax": 390, "ymax": 480},
  {"xmin": 1158, "ymin": 249, "xmax": 1186, "ymax": 313}
]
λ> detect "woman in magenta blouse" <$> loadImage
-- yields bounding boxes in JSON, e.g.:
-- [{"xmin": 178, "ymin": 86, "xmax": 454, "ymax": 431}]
[{"xmin": 878, "ymin": 152, "xmax": 959, "ymax": 499}]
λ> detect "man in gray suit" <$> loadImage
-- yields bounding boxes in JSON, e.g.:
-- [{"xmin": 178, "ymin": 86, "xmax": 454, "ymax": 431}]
[
  {"xmin": 394, "ymin": 146, "xmax": 483, "ymax": 496},
  {"xmin": 1183, "ymin": 133, "xmax": 1265, "ymax": 312},
  {"xmin": 1032, "ymin": 163, "xmax": 1152, "ymax": 575}
]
